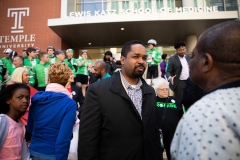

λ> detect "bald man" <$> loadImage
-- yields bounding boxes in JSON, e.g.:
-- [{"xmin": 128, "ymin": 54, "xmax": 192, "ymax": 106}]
[
  {"xmin": 171, "ymin": 21, "xmax": 240, "ymax": 160},
  {"xmin": 94, "ymin": 61, "xmax": 111, "ymax": 80}
]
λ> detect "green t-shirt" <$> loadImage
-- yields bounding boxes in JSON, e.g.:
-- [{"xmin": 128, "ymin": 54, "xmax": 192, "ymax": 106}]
[
  {"xmin": 0, "ymin": 59, "xmax": 3, "ymax": 74},
  {"xmin": 147, "ymin": 48, "xmax": 162, "ymax": 66},
  {"xmin": 23, "ymin": 57, "xmax": 40, "ymax": 69},
  {"xmin": 64, "ymin": 58, "xmax": 78, "ymax": 77},
  {"xmin": 2, "ymin": 57, "xmax": 14, "ymax": 72},
  {"xmin": 76, "ymin": 58, "xmax": 91, "ymax": 76},
  {"xmin": 33, "ymin": 63, "xmax": 51, "ymax": 87},
  {"xmin": 49, "ymin": 55, "xmax": 56, "ymax": 64},
  {"xmin": 55, "ymin": 59, "xmax": 74, "ymax": 71},
  {"xmin": 28, "ymin": 69, "xmax": 35, "ymax": 86}
]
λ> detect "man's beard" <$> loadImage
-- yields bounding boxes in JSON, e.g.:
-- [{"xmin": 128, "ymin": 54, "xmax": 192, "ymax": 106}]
[{"xmin": 131, "ymin": 65, "xmax": 145, "ymax": 78}]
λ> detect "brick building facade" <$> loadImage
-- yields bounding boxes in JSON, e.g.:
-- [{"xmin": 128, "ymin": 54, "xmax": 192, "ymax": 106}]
[{"xmin": 0, "ymin": 0, "xmax": 70, "ymax": 57}]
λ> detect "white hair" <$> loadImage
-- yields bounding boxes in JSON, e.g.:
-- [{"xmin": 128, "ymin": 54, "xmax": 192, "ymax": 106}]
[
  {"xmin": 152, "ymin": 77, "xmax": 169, "ymax": 94},
  {"xmin": 10, "ymin": 67, "xmax": 28, "ymax": 83}
]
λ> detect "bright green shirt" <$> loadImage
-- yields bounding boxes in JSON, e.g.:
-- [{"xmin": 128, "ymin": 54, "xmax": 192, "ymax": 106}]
[
  {"xmin": 48, "ymin": 55, "xmax": 56, "ymax": 64},
  {"xmin": 0, "ymin": 59, "xmax": 3, "ymax": 74},
  {"xmin": 28, "ymin": 69, "xmax": 35, "ymax": 86},
  {"xmin": 64, "ymin": 58, "xmax": 78, "ymax": 77},
  {"xmin": 32, "ymin": 62, "xmax": 51, "ymax": 87},
  {"xmin": 2, "ymin": 57, "xmax": 14, "ymax": 72},
  {"xmin": 23, "ymin": 57, "xmax": 40, "ymax": 69},
  {"xmin": 76, "ymin": 58, "xmax": 91, "ymax": 76},
  {"xmin": 147, "ymin": 48, "xmax": 162, "ymax": 66}
]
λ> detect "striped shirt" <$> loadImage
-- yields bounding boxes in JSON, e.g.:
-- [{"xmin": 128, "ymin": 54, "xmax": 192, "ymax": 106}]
[{"xmin": 120, "ymin": 71, "xmax": 143, "ymax": 119}]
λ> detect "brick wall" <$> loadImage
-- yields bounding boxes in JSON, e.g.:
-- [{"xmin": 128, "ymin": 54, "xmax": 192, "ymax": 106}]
[{"xmin": 0, "ymin": 0, "xmax": 69, "ymax": 56}]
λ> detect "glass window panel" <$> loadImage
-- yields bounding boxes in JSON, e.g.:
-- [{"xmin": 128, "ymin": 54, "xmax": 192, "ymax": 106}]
[
  {"xmin": 122, "ymin": 1, "xmax": 130, "ymax": 10},
  {"xmin": 134, "ymin": 0, "xmax": 141, "ymax": 9},
  {"xmin": 225, "ymin": 0, "xmax": 237, "ymax": 10},
  {"xmin": 156, "ymin": 0, "xmax": 164, "ymax": 9},
  {"xmin": 111, "ymin": 1, "xmax": 119, "ymax": 14},
  {"xmin": 144, "ymin": 0, "xmax": 152, "ymax": 9}
]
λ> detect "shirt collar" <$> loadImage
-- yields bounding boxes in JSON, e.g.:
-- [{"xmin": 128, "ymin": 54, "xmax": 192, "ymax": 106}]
[{"xmin": 120, "ymin": 71, "xmax": 142, "ymax": 90}]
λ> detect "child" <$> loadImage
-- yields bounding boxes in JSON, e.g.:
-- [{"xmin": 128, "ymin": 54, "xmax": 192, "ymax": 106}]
[{"xmin": 0, "ymin": 83, "xmax": 31, "ymax": 159}]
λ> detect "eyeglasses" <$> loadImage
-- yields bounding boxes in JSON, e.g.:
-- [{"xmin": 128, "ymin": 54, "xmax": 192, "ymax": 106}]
[
  {"xmin": 82, "ymin": 50, "xmax": 88, "ymax": 53},
  {"xmin": 158, "ymin": 88, "xmax": 169, "ymax": 92}
]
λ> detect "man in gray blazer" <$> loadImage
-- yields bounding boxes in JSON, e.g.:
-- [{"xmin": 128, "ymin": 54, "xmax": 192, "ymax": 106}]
[{"xmin": 166, "ymin": 42, "xmax": 191, "ymax": 101}]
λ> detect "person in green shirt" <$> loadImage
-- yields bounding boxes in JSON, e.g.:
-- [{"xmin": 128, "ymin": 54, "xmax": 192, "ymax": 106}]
[
  {"xmin": 76, "ymin": 50, "xmax": 91, "ymax": 97},
  {"xmin": 64, "ymin": 49, "xmax": 78, "ymax": 78},
  {"xmin": 32, "ymin": 52, "xmax": 51, "ymax": 91},
  {"xmin": 54, "ymin": 49, "xmax": 73, "ymax": 69},
  {"xmin": 146, "ymin": 39, "xmax": 162, "ymax": 85},
  {"xmin": 47, "ymin": 46, "xmax": 56, "ymax": 64},
  {"xmin": 9, "ymin": 55, "xmax": 35, "ymax": 86},
  {"xmin": 23, "ymin": 47, "xmax": 40, "ymax": 70},
  {"xmin": 8, "ymin": 56, "xmax": 24, "ymax": 76},
  {"xmin": 2, "ymin": 49, "xmax": 14, "ymax": 77},
  {"xmin": 0, "ymin": 58, "xmax": 4, "ymax": 86}
]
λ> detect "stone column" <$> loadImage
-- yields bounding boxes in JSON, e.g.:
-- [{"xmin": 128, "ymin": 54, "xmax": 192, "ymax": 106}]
[
  {"xmin": 185, "ymin": 35, "xmax": 197, "ymax": 53},
  {"xmin": 182, "ymin": 0, "xmax": 194, "ymax": 7}
]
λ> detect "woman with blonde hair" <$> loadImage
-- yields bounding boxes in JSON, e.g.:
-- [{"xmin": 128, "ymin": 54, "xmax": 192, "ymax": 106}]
[
  {"xmin": 27, "ymin": 63, "xmax": 76, "ymax": 160},
  {"xmin": 10, "ymin": 67, "xmax": 30, "ymax": 84},
  {"xmin": 152, "ymin": 77, "xmax": 183, "ymax": 160}
]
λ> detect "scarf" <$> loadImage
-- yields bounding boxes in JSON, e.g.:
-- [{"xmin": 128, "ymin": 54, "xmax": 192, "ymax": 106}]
[{"xmin": 45, "ymin": 83, "xmax": 71, "ymax": 98}]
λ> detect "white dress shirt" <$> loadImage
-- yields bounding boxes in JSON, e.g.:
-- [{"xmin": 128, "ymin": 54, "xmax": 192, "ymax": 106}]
[{"xmin": 178, "ymin": 55, "xmax": 189, "ymax": 80}]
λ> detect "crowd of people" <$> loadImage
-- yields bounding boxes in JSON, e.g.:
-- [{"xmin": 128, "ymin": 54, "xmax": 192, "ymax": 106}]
[{"xmin": 0, "ymin": 20, "xmax": 240, "ymax": 160}]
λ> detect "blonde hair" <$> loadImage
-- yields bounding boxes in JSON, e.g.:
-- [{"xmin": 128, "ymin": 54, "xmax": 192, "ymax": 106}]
[
  {"xmin": 11, "ymin": 67, "xmax": 29, "ymax": 83},
  {"xmin": 48, "ymin": 63, "xmax": 72, "ymax": 86},
  {"xmin": 152, "ymin": 77, "xmax": 169, "ymax": 94}
]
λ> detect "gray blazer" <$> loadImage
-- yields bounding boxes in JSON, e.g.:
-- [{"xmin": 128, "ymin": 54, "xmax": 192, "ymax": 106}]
[{"xmin": 166, "ymin": 54, "xmax": 190, "ymax": 91}]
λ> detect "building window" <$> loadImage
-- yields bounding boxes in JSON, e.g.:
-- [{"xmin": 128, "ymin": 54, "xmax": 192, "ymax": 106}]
[
  {"xmin": 225, "ymin": 0, "xmax": 237, "ymax": 10},
  {"xmin": 134, "ymin": 0, "xmax": 141, "ymax": 9},
  {"xmin": 122, "ymin": 1, "xmax": 130, "ymax": 10},
  {"xmin": 111, "ymin": 1, "xmax": 119, "ymax": 14},
  {"xmin": 156, "ymin": 0, "xmax": 164, "ymax": 9},
  {"xmin": 194, "ymin": 0, "xmax": 237, "ymax": 11},
  {"xmin": 144, "ymin": 0, "xmax": 152, "ymax": 9}
]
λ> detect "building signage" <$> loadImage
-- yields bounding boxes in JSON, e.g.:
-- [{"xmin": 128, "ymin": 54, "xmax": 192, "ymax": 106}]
[
  {"xmin": 0, "ymin": 7, "xmax": 35, "ymax": 49},
  {"xmin": 69, "ymin": 6, "xmax": 218, "ymax": 17}
]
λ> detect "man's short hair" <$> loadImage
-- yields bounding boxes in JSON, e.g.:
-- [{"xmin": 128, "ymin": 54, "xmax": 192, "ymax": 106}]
[
  {"xmin": 38, "ymin": 52, "xmax": 48, "ymax": 59},
  {"xmin": 26, "ymin": 47, "xmax": 36, "ymax": 56},
  {"xmin": 121, "ymin": 40, "xmax": 145, "ymax": 57},
  {"xmin": 196, "ymin": 21, "xmax": 240, "ymax": 73},
  {"xmin": 161, "ymin": 54, "xmax": 168, "ymax": 60},
  {"xmin": 47, "ymin": 46, "xmax": 55, "ymax": 51},
  {"xmin": 95, "ymin": 61, "xmax": 107, "ymax": 71},
  {"xmin": 14, "ymin": 56, "xmax": 24, "ymax": 62},
  {"xmin": 174, "ymin": 42, "xmax": 185, "ymax": 49}
]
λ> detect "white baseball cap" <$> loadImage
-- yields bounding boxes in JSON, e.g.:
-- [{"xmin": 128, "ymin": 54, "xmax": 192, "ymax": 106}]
[{"xmin": 3, "ymin": 48, "xmax": 12, "ymax": 54}]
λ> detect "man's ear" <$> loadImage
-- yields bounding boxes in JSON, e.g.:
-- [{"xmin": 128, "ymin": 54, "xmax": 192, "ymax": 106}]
[
  {"xmin": 202, "ymin": 53, "xmax": 213, "ymax": 73},
  {"xmin": 120, "ymin": 56, "xmax": 125, "ymax": 65}
]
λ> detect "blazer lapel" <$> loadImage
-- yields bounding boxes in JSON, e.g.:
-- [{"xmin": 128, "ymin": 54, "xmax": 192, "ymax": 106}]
[{"xmin": 110, "ymin": 72, "xmax": 142, "ymax": 120}]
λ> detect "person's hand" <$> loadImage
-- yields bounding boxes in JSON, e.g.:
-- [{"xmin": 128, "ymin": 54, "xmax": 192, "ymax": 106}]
[
  {"xmin": 110, "ymin": 57, "xmax": 113, "ymax": 61},
  {"xmin": 170, "ymin": 75, "xmax": 176, "ymax": 85}
]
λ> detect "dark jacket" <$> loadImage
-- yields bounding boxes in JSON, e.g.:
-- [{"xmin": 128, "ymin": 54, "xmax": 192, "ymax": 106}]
[
  {"xmin": 71, "ymin": 83, "xmax": 85, "ymax": 108},
  {"xmin": 156, "ymin": 96, "xmax": 183, "ymax": 160},
  {"xmin": 78, "ymin": 72, "xmax": 162, "ymax": 160},
  {"xmin": 181, "ymin": 78, "xmax": 204, "ymax": 110},
  {"xmin": 105, "ymin": 61, "xmax": 116, "ymax": 76},
  {"xmin": 166, "ymin": 54, "xmax": 190, "ymax": 91}
]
